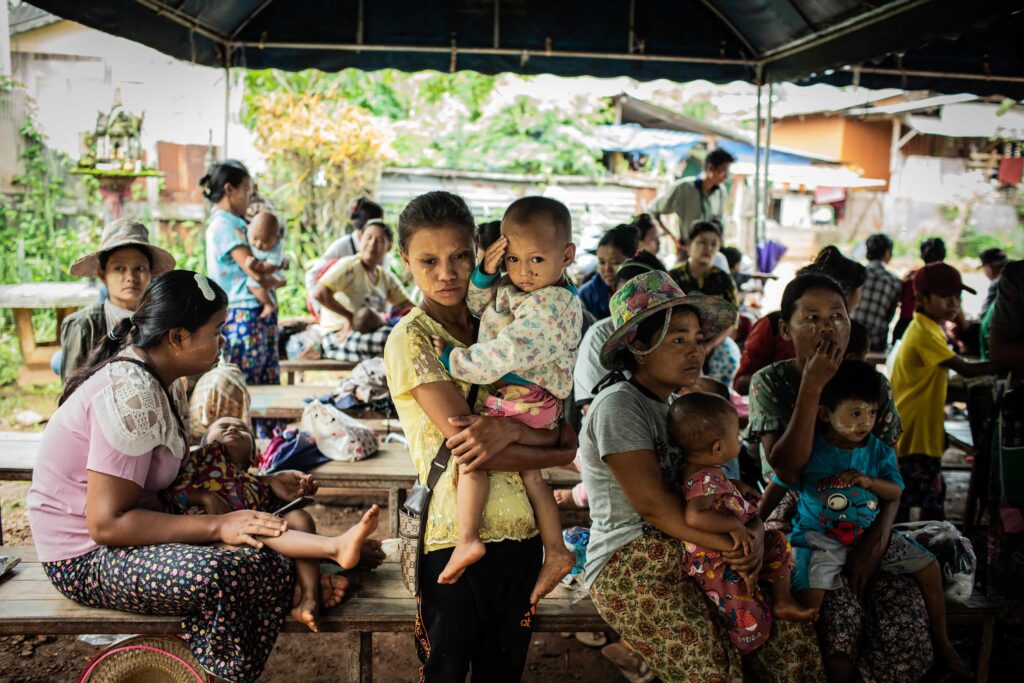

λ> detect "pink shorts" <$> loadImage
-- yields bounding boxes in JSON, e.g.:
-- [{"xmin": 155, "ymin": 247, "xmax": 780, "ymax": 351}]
[{"xmin": 482, "ymin": 383, "xmax": 562, "ymax": 430}]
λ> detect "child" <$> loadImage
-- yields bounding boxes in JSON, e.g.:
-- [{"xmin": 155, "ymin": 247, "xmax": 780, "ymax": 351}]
[
  {"xmin": 777, "ymin": 361, "xmax": 972, "ymax": 677},
  {"xmin": 892, "ymin": 262, "xmax": 994, "ymax": 520},
  {"xmin": 162, "ymin": 417, "xmax": 380, "ymax": 633},
  {"xmin": 668, "ymin": 392, "xmax": 816, "ymax": 655},
  {"xmin": 431, "ymin": 196, "xmax": 581, "ymax": 604},
  {"xmin": 242, "ymin": 211, "xmax": 288, "ymax": 319}
]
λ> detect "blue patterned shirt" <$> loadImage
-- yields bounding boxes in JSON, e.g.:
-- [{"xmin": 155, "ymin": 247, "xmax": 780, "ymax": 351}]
[{"xmin": 205, "ymin": 208, "xmax": 258, "ymax": 308}]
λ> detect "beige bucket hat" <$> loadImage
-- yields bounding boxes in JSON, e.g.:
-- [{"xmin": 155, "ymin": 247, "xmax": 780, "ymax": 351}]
[{"xmin": 69, "ymin": 218, "xmax": 176, "ymax": 278}]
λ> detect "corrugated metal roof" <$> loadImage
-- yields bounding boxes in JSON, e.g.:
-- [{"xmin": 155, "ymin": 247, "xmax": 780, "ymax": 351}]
[{"xmin": 9, "ymin": 3, "xmax": 61, "ymax": 35}]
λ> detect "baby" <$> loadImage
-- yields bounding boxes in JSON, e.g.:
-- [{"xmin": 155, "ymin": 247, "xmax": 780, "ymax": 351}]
[
  {"xmin": 669, "ymin": 392, "xmax": 816, "ymax": 655},
  {"xmin": 242, "ymin": 211, "xmax": 288, "ymax": 319},
  {"xmin": 431, "ymin": 196, "xmax": 581, "ymax": 604},
  {"xmin": 162, "ymin": 417, "xmax": 380, "ymax": 633},
  {"xmin": 775, "ymin": 361, "xmax": 970, "ymax": 677}
]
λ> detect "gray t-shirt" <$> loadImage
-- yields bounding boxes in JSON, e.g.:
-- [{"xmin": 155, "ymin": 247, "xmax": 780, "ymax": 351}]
[
  {"xmin": 573, "ymin": 317, "xmax": 617, "ymax": 405},
  {"xmin": 579, "ymin": 381, "xmax": 682, "ymax": 588}
]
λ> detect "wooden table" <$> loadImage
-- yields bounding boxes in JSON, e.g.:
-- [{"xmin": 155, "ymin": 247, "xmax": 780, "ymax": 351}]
[
  {"xmin": 279, "ymin": 358, "xmax": 356, "ymax": 385},
  {"xmin": 249, "ymin": 384, "xmax": 336, "ymax": 420},
  {"xmin": 0, "ymin": 282, "xmax": 99, "ymax": 383}
]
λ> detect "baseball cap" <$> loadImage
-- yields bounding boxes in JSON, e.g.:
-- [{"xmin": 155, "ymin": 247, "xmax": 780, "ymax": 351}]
[
  {"xmin": 979, "ymin": 248, "xmax": 1009, "ymax": 268},
  {"xmin": 913, "ymin": 262, "xmax": 976, "ymax": 297}
]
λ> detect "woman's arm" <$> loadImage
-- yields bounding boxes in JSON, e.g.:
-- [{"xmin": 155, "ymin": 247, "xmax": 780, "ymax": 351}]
[
  {"xmin": 845, "ymin": 498, "xmax": 898, "ymax": 600},
  {"xmin": 86, "ymin": 470, "xmax": 287, "ymax": 548},
  {"xmin": 312, "ymin": 282, "xmax": 355, "ymax": 322},
  {"xmin": 683, "ymin": 495, "xmax": 745, "ymax": 534},
  {"xmin": 605, "ymin": 450, "xmax": 734, "ymax": 552},
  {"xmin": 228, "ymin": 245, "xmax": 275, "ymax": 286}
]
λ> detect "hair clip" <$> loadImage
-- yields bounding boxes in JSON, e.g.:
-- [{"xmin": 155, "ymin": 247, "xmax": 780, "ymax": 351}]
[{"xmin": 194, "ymin": 273, "xmax": 216, "ymax": 301}]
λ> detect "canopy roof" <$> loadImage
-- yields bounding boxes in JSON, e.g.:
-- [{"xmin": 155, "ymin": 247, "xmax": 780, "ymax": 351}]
[{"xmin": 26, "ymin": 0, "xmax": 1024, "ymax": 97}]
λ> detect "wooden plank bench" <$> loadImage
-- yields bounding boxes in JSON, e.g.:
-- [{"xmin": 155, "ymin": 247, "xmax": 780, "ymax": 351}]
[
  {"xmin": 279, "ymin": 359, "xmax": 356, "ymax": 385},
  {"xmin": 0, "ymin": 547, "xmax": 604, "ymax": 682},
  {"xmin": 248, "ymin": 385, "xmax": 405, "ymax": 436}
]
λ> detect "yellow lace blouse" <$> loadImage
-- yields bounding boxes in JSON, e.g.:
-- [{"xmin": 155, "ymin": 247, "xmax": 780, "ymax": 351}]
[{"xmin": 383, "ymin": 307, "xmax": 538, "ymax": 553}]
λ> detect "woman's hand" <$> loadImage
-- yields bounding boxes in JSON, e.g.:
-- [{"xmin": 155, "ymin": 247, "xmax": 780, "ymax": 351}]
[
  {"xmin": 482, "ymin": 236, "xmax": 508, "ymax": 275},
  {"xmin": 723, "ymin": 520, "xmax": 764, "ymax": 578},
  {"xmin": 268, "ymin": 471, "xmax": 318, "ymax": 502},
  {"xmin": 802, "ymin": 337, "xmax": 844, "ymax": 390},
  {"xmin": 447, "ymin": 414, "xmax": 522, "ymax": 472},
  {"xmin": 216, "ymin": 510, "xmax": 288, "ymax": 549}
]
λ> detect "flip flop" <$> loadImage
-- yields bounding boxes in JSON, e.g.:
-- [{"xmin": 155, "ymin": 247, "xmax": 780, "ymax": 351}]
[
  {"xmin": 574, "ymin": 632, "xmax": 608, "ymax": 648},
  {"xmin": 601, "ymin": 642, "xmax": 656, "ymax": 683}
]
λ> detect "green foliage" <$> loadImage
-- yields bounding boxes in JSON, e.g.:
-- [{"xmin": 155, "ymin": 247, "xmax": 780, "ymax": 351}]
[
  {"xmin": 0, "ymin": 334, "xmax": 21, "ymax": 386},
  {"xmin": 955, "ymin": 225, "xmax": 1018, "ymax": 258}
]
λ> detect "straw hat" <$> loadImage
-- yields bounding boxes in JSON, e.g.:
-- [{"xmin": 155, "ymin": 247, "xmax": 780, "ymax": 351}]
[
  {"xmin": 599, "ymin": 270, "xmax": 737, "ymax": 371},
  {"xmin": 79, "ymin": 635, "xmax": 206, "ymax": 683},
  {"xmin": 70, "ymin": 219, "xmax": 176, "ymax": 278}
]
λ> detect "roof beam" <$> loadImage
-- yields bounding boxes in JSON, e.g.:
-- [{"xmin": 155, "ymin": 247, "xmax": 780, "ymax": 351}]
[
  {"xmin": 132, "ymin": 0, "xmax": 228, "ymax": 45},
  {"xmin": 229, "ymin": 0, "xmax": 278, "ymax": 40},
  {"xmin": 696, "ymin": 0, "xmax": 757, "ymax": 59}
]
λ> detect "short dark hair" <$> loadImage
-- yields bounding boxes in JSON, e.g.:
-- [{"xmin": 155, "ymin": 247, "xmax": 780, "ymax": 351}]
[
  {"xmin": 199, "ymin": 159, "xmax": 250, "ymax": 203},
  {"xmin": 780, "ymin": 272, "xmax": 847, "ymax": 323},
  {"xmin": 847, "ymin": 319, "xmax": 869, "ymax": 359},
  {"xmin": 801, "ymin": 246, "xmax": 867, "ymax": 295},
  {"xmin": 597, "ymin": 224, "xmax": 639, "ymax": 258},
  {"xmin": 920, "ymin": 237, "xmax": 946, "ymax": 264},
  {"xmin": 477, "ymin": 220, "xmax": 502, "ymax": 251},
  {"xmin": 667, "ymin": 391, "xmax": 738, "ymax": 456},
  {"xmin": 362, "ymin": 220, "xmax": 394, "ymax": 245},
  {"xmin": 397, "ymin": 191, "xmax": 476, "ymax": 253},
  {"xmin": 99, "ymin": 244, "xmax": 153, "ymax": 271},
  {"xmin": 865, "ymin": 234, "xmax": 893, "ymax": 261},
  {"xmin": 720, "ymin": 246, "xmax": 742, "ymax": 270},
  {"xmin": 688, "ymin": 220, "xmax": 723, "ymax": 243},
  {"xmin": 615, "ymin": 251, "xmax": 667, "ymax": 287},
  {"xmin": 821, "ymin": 360, "xmax": 883, "ymax": 411},
  {"xmin": 631, "ymin": 213, "xmax": 657, "ymax": 240},
  {"xmin": 502, "ymin": 196, "xmax": 573, "ymax": 243},
  {"xmin": 705, "ymin": 149, "xmax": 736, "ymax": 169},
  {"xmin": 694, "ymin": 376, "xmax": 730, "ymax": 401},
  {"xmin": 351, "ymin": 198, "xmax": 384, "ymax": 231}
]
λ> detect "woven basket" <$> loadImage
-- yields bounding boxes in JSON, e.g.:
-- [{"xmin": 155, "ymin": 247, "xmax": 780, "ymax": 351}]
[{"xmin": 79, "ymin": 635, "xmax": 206, "ymax": 683}]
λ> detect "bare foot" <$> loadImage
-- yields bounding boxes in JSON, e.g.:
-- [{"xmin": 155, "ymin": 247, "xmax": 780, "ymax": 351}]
[
  {"xmin": 553, "ymin": 489, "xmax": 582, "ymax": 510},
  {"xmin": 438, "ymin": 538, "xmax": 486, "ymax": 584},
  {"xmin": 530, "ymin": 546, "xmax": 576, "ymax": 605},
  {"xmin": 939, "ymin": 641, "xmax": 974, "ymax": 679},
  {"xmin": 292, "ymin": 574, "xmax": 350, "ymax": 612},
  {"xmin": 290, "ymin": 590, "xmax": 320, "ymax": 633},
  {"xmin": 772, "ymin": 597, "xmax": 819, "ymax": 622},
  {"xmin": 333, "ymin": 505, "xmax": 380, "ymax": 569}
]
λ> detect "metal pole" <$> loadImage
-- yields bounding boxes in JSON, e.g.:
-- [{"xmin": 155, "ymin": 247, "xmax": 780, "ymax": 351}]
[
  {"xmin": 752, "ymin": 81, "xmax": 763, "ymax": 249},
  {"xmin": 762, "ymin": 81, "xmax": 774, "ymax": 244},
  {"xmin": 223, "ymin": 62, "xmax": 231, "ymax": 157}
]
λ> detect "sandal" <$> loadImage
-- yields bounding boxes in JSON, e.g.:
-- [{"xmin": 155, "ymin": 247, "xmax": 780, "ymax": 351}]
[
  {"xmin": 574, "ymin": 631, "xmax": 608, "ymax": 648},
  {"xmin": 601, "ymin": 642, "xmax": 656, "ymax": 683}
]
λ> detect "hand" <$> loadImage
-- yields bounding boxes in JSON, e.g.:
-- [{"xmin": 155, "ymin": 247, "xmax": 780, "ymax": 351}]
[
  {"xmin": 844, "ymin": 532, "xmax": 885, "ymax": 602},
  {"xmin": 216, "ymin": 510, "xmax": 288, "ymax": 549},
  {"xmin": 482, "ymin": 236, "xmax": 508, "ymax": 275},
  {"xmin": 447, "ymin": 414, "xmax": 521, "ymax": 472},
  {"xmin": 268, "ymin": 470, "xmax": 318, "ymax": 501},
  {"xmin": 431, "ymin": 335, "xmax": 447, "ymax": 358},
  {"xmin": 802, "ymin": 338, "xmax": 844, "ymax": 390},
  {"xmin": 723, "ymin": 522, "xmax": 764, "ymax": 578},
  {"xmin": 728, "ymin": 525, "xmax": 753, "ymax": 557},
  {"xmin": 359, "ymin": 539, "xmax": 386, "ymax": 569}
]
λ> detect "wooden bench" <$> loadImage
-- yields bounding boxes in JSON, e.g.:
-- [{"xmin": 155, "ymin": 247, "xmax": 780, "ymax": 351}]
[
  {"xmin": 248, "ymin": 385, "xmax": 405, "ymax": 437},
  {"xmin": 0, "ymin": 547, "xmax": 604, "ymax": 682},
  {"xmin": 279, "ymin": 359, "xmax": 356, "ymax": 385}
]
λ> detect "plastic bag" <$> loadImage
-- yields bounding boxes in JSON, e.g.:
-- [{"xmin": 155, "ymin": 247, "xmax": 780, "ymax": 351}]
[
  {"xmin": 301, "ymin": 401, "xmax": 378, "ymax": 462},
  {"xmin": 285, "ymin": 328, "xmax": 323, "ymax": 360},
  {"xmin": 894, "ymin": 521, "xmax": 975, "ymax": 603}
]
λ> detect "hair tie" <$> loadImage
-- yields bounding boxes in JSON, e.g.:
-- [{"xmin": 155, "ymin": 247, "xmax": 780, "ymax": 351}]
[{"xmin": 194, "ymin": 273, "xmax": 216, "ymax": 301}]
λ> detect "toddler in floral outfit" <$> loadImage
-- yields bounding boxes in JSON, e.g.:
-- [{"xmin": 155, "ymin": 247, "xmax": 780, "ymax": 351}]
[{"xmin": 433, "ymin": 196, "xmax": 581, "ymax": 600}]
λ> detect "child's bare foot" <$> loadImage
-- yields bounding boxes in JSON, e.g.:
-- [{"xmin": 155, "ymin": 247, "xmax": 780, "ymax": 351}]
[
  {"xmin": 292, "ymin": 574, "xmax": 350, "ymax": 612},
  {"xmin": 332, "ymin": 505, "xmax": 380, "ymax": 569},
  {"xmin": 530, "ymin": 546, "xmax": 576, "ymax": 605},
  {"xmin": 290, "ymin": 589, "xmax": 320, "ymax": 633},
  {"xmin": 553, "ymin": 489, "xmax": 581, "ymax": 509},
  {"xmin": 939, "ymin": 641, "xmax": 974, "ymax": 679},
  {"xmin": 772, "ymin": 596, "xmax": 819, "ymax": 622},
  {"xmin": 438, "ymin": 538, "xmax": 486, "ymax": 584}
]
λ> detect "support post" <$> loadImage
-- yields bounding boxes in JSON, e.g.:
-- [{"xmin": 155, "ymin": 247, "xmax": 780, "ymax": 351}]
[
  {"xmin": 223, "ymin": 51, "xmax": 231, "ymax": 157},
  {"xmin": 762, "ymin": 81, "xmax": 774, "ymax": 241},
  {"xmin": 752, "ymin": 81, "xmax": 763, "ymax": 248}
]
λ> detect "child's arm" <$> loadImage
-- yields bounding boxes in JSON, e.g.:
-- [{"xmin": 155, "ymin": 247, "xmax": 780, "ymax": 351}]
[
  {"xmin": 757, "ymin": 479, "xmax": 788, "ymax": 521},
  {"xmin": 188, "ymin": 490, "xmax": 232, "ymax": 515},
  {"xmin": 466, "ymin": 237, "xmax": 507, "ymax": 315},
  {"xmin": 683, "ymin": 494, "xmax": 746, "ymax": 535},
  {"xmin": 847, "ymin": 472, "xmax": 903, "ymax": 502},
  {"xmin": 941, "ymin": 355, "xmax": 997, "ymax": 378}
]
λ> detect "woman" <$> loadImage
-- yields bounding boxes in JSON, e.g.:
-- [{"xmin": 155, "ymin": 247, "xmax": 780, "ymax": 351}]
[
  {"xmin": 305, "ymin": 198, "xmax": 385, "ymax": 315},
  {"xmin": 202, "ymin": 159, "xmax": 280, "ymax": 385},
  {"xmin": 579, "ymin": 225, "xmax": 638, "ymax": 320},
  {"xmin": 633, "ymin": 214, "xmax": 661, "ymax": 256},
  {"xmin": 27, "ymin": 271, "xmax": 350, "ymax": 682},
  {"xmin": 383, "ymin": 191, "xmax": 577, "ymax": 682},
  {"xmin": 60, "ymin": 218, "xmax": 175, "ymax": 381},
  {"xmin": 314, "ymin": 221, "xmax": 414, "ymax": 363},
  {"xmin": 580, "ymin": 269, "xmax": 824, "ymax": 682},
  {"xmin": 747, "ymin": 272, "xmax": 932, "ymax": 683},
  {"xmin": 734, "ymin": 246, "xmax": 867, "ymax": 396}
]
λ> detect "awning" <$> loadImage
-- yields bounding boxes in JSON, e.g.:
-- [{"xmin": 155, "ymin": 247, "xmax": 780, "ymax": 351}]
[
  {"xmin": 906, "ymin": 103, "xmax": 1024, "ymax": 139},
  {"xmin": 24, "ymin": 0, "xmax": 1024, "ymax": 97},
  {"xmin": 730, "ymin": 162, "xmax": 886, "ymax": 189}
]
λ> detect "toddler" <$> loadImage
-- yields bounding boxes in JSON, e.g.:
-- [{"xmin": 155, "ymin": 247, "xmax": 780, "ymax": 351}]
[
  {"xmin": 669, "ymin": 392, "xmax": 816, "ymax": 655},
  {"xmin": 242, "ymin": 211, "xmax": 288, "ymax": 319},
  {"xmin": 776, "ymin": 361, "xmax": 971, "ymax": 677},
  {"xmin": 432, "ymin": 196, "xmax": 581, "ymax": 604},
  {"xmin": 162, "ymin": 417, "xmax": 380, "ymax": 633}
]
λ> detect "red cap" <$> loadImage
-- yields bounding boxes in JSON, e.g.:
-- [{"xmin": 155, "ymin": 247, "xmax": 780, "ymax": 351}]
[{"xmin": 913, "ymin": 262, "xmax": 976, "ymax": 297}]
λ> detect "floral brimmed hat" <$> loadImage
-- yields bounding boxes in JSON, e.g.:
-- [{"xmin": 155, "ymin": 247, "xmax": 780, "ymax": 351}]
[
  {"xmin": 70, "ymin": 219, "xmax": 176, "ymax": 278},
  {"xmin": 599, "ymin": 270, "xmax": 737, "ymax": 371}
]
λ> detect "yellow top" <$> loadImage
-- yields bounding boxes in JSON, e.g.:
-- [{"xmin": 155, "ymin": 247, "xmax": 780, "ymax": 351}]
[
  {"xmin": 383, "ymin": 307, "xmax": 538, "ymax": 552},
  {"xmin": 318, "ymin": 255, "xmax": 409, "ymax": 333},
  {"xmin": 891, "ymin": 312, "xmax": 955, "ymax": 458}
]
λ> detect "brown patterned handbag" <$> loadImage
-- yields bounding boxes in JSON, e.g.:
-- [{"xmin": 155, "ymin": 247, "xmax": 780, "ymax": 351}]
[{"xmin": 399, "ymin": 383, "xmax": 479, "ymax": 595}]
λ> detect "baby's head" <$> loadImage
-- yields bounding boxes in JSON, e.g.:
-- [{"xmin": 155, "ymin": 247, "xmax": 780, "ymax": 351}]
[
  {"xmin": 247, "ymin": 211, "xmax": 281, "ymax": 252},
  {"xmin": 499, "ymin": 196, "xmax": 575, "ymax": 293},
  {"xmin": 667, "ymin": 391, "xmax": 740, "ymax": 467},
  {"xmin": 818, "ymin": 360, "xmax": 881, "ymax": 446},
  {"xmin": 845, "ymin": 319, "xmax": 869, "ymax": 362},
  {"xmin": 203, "ymin": 417, "xmax": 256, "ymax": 470}
]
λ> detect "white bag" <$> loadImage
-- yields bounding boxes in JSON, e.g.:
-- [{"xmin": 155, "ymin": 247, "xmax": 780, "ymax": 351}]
[{"xmin": 300, "ymin": 401, "xmax": 378, "ymax": 462}]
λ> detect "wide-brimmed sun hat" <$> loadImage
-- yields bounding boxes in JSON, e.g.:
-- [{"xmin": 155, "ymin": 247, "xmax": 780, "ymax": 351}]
[
  {"xmin": 600, "ymin": 270, "xmax": 737, "ymax": 371},
  {"xmin": 70, "ymin": 218, "xmax": 176, "ymax": 278}
]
